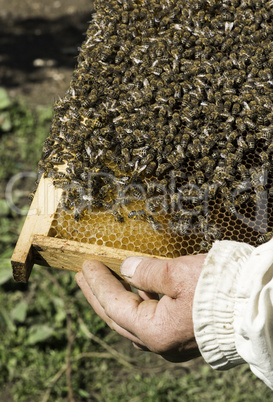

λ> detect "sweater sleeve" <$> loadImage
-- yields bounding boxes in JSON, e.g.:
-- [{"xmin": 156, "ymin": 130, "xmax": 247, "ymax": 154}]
[{"xmin": 193, "ymin": 238, "xmax": 273, "ymax": 390}]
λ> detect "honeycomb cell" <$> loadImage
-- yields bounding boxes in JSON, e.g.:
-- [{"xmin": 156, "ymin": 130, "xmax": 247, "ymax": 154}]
[
  {"xmin": 159, "ymin": 246, "xmax": 167, "ymax": 255},
  {"xmin": 167, "ymin": 244, "xmax": 174, "ymax": 252},
  {"xmin": 114, "ymin": 240, "xmax": 121, "ymax": 248}
]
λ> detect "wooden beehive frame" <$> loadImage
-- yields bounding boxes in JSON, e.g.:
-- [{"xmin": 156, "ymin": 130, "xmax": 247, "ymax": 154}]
[{"xmin": 11, "ymin": 175, "xmax": 167, "ymax": 283}]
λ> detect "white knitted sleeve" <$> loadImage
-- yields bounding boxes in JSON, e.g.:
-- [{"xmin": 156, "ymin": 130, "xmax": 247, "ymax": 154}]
[{"xmin": 193, "ymin": 238, "xmax": 273, "ymax": 390}]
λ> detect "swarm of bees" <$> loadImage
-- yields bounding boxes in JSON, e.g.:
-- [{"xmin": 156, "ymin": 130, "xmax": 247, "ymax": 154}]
[{"xmin": 39, "ymin": 0, "xmax": 273, "ymax": 253}]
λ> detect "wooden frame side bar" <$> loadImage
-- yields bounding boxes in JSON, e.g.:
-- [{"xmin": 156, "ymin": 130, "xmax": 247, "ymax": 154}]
[{"xmin": 11, "ymin": 175, "xmax": 63, "ymax": 282}]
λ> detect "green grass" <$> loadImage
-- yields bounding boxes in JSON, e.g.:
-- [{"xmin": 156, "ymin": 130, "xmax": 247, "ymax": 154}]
[{"xmin": 0, "ymin": 87, "xmax": 272, "ymax": 401}]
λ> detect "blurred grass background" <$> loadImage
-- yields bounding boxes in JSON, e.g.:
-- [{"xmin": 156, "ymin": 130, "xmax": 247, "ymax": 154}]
[{"xmin": 0, "ymin": 0, "xmax": 272, "ymax": 399}]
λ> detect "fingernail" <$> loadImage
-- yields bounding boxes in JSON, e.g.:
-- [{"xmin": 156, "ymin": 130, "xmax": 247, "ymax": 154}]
[{"xmin": 121, "ymin": 257, "xmax": 142, "ymax": 278}]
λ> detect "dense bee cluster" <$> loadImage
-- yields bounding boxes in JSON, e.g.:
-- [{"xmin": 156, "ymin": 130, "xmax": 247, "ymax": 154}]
[{"xmin": 40, "ymin": 0, "xmax": 273, "ymax": 255}]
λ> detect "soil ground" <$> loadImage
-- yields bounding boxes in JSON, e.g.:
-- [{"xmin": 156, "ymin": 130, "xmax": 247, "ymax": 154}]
[{"xmin": 0, "ymin": 0, "xmax": 94, "ymax": 106}]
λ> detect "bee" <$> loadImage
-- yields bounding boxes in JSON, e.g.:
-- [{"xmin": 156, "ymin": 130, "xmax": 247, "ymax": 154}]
[
  {"xmin": 171, "ymin": 170, "xmax": 187, "ymax": 180},
  {"xmin": 256, "ymin": 128, "xmax": 273, "ymax": 140},
  {"xmin": 181, "ymin": 93, "xmax": 191, "ymax": 108},
  {"xmin": 51, "ymin": 156, "xmax": 64, "ymax": 165},
  {"xmin": 255, "ymin": 185, "xmax": 267, "ymax": 204},
  {"xmin": 146, "ymin": 195, "xmax": 168, "ymax": 214},
  {"xmin": 196, "ymin": 170, "xmax": 204, "ymax": 185},
  {"xmin": 252, "ymin": 54, "xmax": 264, "ymax": 69},
  {"xmin": 165, "ymin": 133, "xmax": 174, "ymax": 145},
  {"xmin": 28, "ymin": 192, "xmax": 35, "ymax": 201},
  {"xmin": 257, "ymin": 231, "xmax": 273, "ymax": 244},
  {"xmin": 205, "ymin": 159, "xmax": 215, "ymax": 177},
  {"xmin": 237, "ymin": 136, "xmax": 248, "ymax": 151},
  {"xmin": 132, "ymin": 146, "xmax": 149, "ymax": 158},
  {"xmin": 155, "ymin": 163, "xmax": 172, "ymax": 177},
  {"xmin": 145, "ymin": 161, "xmax": 157, "ymax": 175},
  {"xmin": 187, "ymin": 143, "xmax": 200, "ymax": 158},
  {"xmin": 200, "ymin": 240, "xmax": 211, "ymax": 250},
  {"xmin": 236, "ymin": 117, "xmax": 246, "ymax": 132},
  {"xmin": 223, "ymin": 100, "xmax": 232, "ymax": 112},
  {"xmin": 238, "ymin": 164, "xmax": 249, "ymax": 181},
  {"xmin": 172, "ymin": 113, "xmax": 181, "ymax": 127},
  {"xmin": 166, "ymin": 153, "xmax": 182, "ymax": 170},
  {"xmin": 163, "ymin": 145, "xmax": 173, "ymax": 157},
  {"xmin": 250, "ymin": 167, "xmax": 267, "ymax": 188},
  {"xmin": 131, "ymin": 185, "xmax": 144, "ymax": 200},
  {"xmin": 243, "ymin": 116, "xmax": 256, "ymax": 130},
  {"xmin": 170, "ymin": 216, "xmax": 191, "ymax": 235},
  {"xmin": 235, "ymin": 193, "xmax": 251, "ymax": 206},
  {"xmin": 121, "ymin": 148, "xmax": 131, "ymax": 163},
  {"xmin": 139, "ymin": 153, "xmax": 154, "ymax": 167},
  {"xmin": 268, "ymin": 142, "xmax": 273, "ymax": 155},
  {"xmin": 233, "ymin": 147, "xmax": 244, "ymax": 163},
  {"xmin": 150, "ymin": 179, "xmax": 166, "ymax": 196},
  {"xmin": 260, "ymin": 151, "xmax": 269, "ymax": 164},
  {"xmin": 99, "ymin": 183, "xmax": 114, "ymax": 199},
  {"xmin": 198, "ymin": 215, "xmax": 209, "ymax": 236},
  {"xmin": 263, "ymin": 184, "xmax": 273, "ymax": 203},
  {"xmin": 73, "ymin": 204, "xmax": 83, "ymax": 222},
  {"xmin": 184, "ymin": 187, "xmax": 200, "ymax": 204},
  {"xmin": 128, "ymin": 210, "xmax": 146, "ymax": 219},
  {"xmin": 231, "ymin": 102, "xmax": 241, "ymax": 115},
  {"xmin": 121, "ymin": 11, "xmax": 129, "ymax": 24},
  {"xmin": 181, "ymin": 133, "xmax": 190, "ymax": 149},
  {"xmin": 246, "ymin": 133, "xmax": 255, "ymax": 150},
  {"xmin": 207, "ymin": 226, "xmax": 222, "ymax": 240},
  {"xmin": 112, "ymin": 209, "xmax": 124, "ymax": 223},
  {"xmin": 54, "ymin": 172, "xmax": 67, "ymax": 180},
  {"xmin": 101, "ymin": 200, "xmax": 113, "ymax": 210},
  {"xmin": 146, "ymin": 215, "xmax": 161, "ymax": 231},
  {"xmin": 173, "ymin": 83, "xmax": 181, "ymax": 99}
]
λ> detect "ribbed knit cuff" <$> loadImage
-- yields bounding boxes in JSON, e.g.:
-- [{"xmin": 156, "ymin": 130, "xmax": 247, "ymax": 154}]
[{"xmin": 193, "ymin": 240, "xmax": 254, "ymax": 370}]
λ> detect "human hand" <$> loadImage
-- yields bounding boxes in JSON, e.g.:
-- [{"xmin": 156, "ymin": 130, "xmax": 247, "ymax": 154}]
[{"xmin": 75, "ymin": 254, "xmax": 207, "ymax": 362}]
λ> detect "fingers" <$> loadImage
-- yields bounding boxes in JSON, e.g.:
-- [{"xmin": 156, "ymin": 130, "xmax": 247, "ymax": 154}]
[
  {"xmin": 132, "ymin": 342, "xmax": 150, "ymax": 351},
  {"xmin": 137, "ymin": 290, "xmax": 159, "ymax": 301},
  {"xmin": 75, "ymin": 270, "xmax": 145, "ymax": 345},
  {"xmin": 120, "ymin": 254, "xmax": 206, "ymax": 297},
  {"xmin": 79, "ymin": 261, "xmax": 178, "ymax": 351},
  {"xmin": 76, "ymin": 256, "xmax": 205, "ymax": 357}
]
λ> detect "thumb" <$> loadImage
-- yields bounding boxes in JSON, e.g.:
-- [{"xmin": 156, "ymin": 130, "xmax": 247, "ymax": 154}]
[{"xmin": 121, "ymin": 256, "xmax": 178, "ymax": 297}]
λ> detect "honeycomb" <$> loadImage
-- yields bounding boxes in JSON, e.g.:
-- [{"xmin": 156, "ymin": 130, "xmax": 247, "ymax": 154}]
[{"xmin": 39, "ymin": 0, "xmax": 273, "ymax": 257}]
